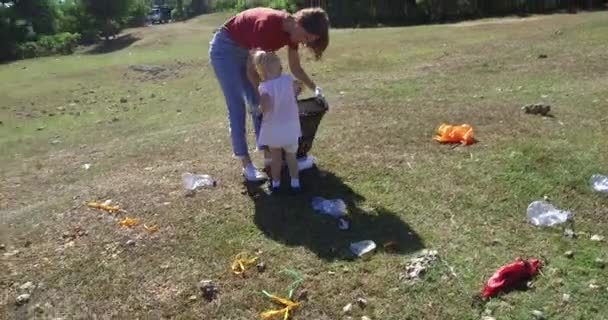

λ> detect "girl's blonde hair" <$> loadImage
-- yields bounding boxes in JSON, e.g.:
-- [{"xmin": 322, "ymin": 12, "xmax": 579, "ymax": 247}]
[{"xmin": 252, "ymin": 50, "xmax": 282, "ymax": 81}]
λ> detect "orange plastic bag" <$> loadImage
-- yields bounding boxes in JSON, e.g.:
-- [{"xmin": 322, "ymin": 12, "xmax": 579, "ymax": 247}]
[
  {"xmin": 434, "ymin": 123, "xmax": 475, "ymax": 145},
  {"xmin": 118, "ymin": 217, "xmax": 140, "ymax": 228},
  {"xmin": 87, "ymin": 201, "xmax": 121, "ymax": 214}
]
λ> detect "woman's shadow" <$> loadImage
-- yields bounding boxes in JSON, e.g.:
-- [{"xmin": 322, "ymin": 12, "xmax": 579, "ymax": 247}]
[{"xmin": 244, "ymin": 167, "xmax": 424, "ymax": 261}]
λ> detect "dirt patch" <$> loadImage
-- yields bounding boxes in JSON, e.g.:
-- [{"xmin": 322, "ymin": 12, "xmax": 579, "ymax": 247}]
[{"xmin": 126, "ymin": 62, "xmax": 189, "ymax": 82}]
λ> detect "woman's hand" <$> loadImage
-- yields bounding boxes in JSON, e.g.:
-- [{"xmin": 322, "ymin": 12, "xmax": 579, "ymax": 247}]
[{"xmin": 288, "ymin": 48, "xmax": 316, "ymax": 91}]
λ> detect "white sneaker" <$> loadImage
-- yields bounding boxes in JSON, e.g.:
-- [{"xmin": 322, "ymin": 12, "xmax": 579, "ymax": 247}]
[{"xmin": 243, "ymin": 167, "xmax": 267, "ymax": 182}]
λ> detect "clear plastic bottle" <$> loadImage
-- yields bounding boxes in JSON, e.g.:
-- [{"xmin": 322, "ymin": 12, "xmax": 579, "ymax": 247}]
[{"xmin": 182, "ymin": 173, "xmax": 216, "ymax": 190}]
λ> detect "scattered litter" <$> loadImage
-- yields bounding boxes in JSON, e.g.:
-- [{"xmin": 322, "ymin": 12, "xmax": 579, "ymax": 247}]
[
  {"xmin": 198, "ymin": 280, "xmax": 218, "ymax": 301},
  {"xmin": 589, "ymin": 282, "xmax": 600, "ymax": 290},
  {"xmin": 595, "ymin": 258, "xmax": 605, "ymax": 269},
  {"xmin": 144, "ymin": 224, "xmax": 160, "ymax": 233},
  {"xmin": 590, "ymin": 234, "xmax": 604, "ymax": 242},
  {"xmin": 118, "ymin": 217, "xmax": 140, "ymax": 228},
  {"xmin": 481, "ymin": 257, "xmax": 542, "ymax": 298},
  {"xmin": 257, "ymin": 262, "xmax": 267, "ymax": 273},
  {"xmin": 312, "ymin": 197, "xmax": 347, "ymax": 218},
  {"xmin": 338, "ymin": 218, "xmax": 350, "ymax": 230},
  {"xmin": 522, "ymin": 104, "xmax": 551, "ymax": 116},
  {"xmin": 527, "ymin": 200, "xmax": 571, "ymax": 227},
  {"xmin": 434, "ymin": 123, "xmax": 475, "ymax": 145},
  {"xmin": 342, "ymin": 303, "xmax": 353, "ymax": 314},
  {"xmin": 350, "ymin": 240, "xmax": 377, "ymax": 258},
  {"xmin": 261, "ymin": 293, "xmax": 300, "ymax": 320},
  {"xmin": 400, "ymin": 249, "xmax": 438, "ymax": 282},
  {"xmin": 564, "ymin": 251, "xmax": 574, "ymax": 259},
  {"xmin": 361, "ymin": 316, "xmax": 372, "ymax": 320},
  {"xmin": 182, "ymin": 173, "xmax": 216, "ymax": 190},
  {"xmin": 590, "ymin": 174, "xmax": 608, "ymax": 193},
  {"xmin": 15, "ymin": 294, "xmax": 30, "ymax": 306},
  {"xmin": 87, "ymin": 201, "xmax": 122, "ymax": 214},
  {"xmin": 532, "ymin": 310, "xmax": 546, "ymax": 320},
  {"xmin": 562, "ymin": 293, "xmax": 571, "ymax": 303},
  {"xmin": 261, "ymin": 269, "xmax": 304, "ymax": 319},
  {"xmin": 82, "ymin": 163, "xmax": 91, "ymax": 170},
  {"xmin": 231, "ymin": 252, "xmax": 259, "ymax": 276},
  {"xmin": 356, "ymin": 297, "xmax": 368, "ymax": 309},
  {"xmin": 188, "ymin": 295, "xmax": 197, "ymax": 301},
  {"xmin": 563, "ymin": 228, "xmax": 576, "ymax": 238},
  {"xmin": 19, "ymin": 282, "xmax": 35, "ymax": 291}
]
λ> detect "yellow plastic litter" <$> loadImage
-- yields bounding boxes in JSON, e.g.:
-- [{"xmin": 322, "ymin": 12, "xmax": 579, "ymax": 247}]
[
  {"xmin": 118, "ymin": 217, "xmax": 140, "ymax": 228},
  {"xmin": 261, "ymin": 295, "xmax": 300, "ymax": 320},
  {"xmin": 144, "ymin": 224, "xmax": 160, "ymax": 233},
  {"xmin": 87, "ymin": 201, "xmax": 121, "ymax": 214},
  {"xmin": 231, "ymin": 252, "xmax": 259, "ymax": 276},
  {"xmin": 434, "ymin": 123, "xmax": 476, "ymax": 145}
]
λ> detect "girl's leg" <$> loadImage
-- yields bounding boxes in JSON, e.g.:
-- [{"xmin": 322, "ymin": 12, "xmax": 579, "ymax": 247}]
[
  {"xmin": 284, "ymin": 145, "xmax": 300, "ymax": 189},
  {"xmin": 270, "ymin": 147, "xmax": 283, "ymax": 190}
]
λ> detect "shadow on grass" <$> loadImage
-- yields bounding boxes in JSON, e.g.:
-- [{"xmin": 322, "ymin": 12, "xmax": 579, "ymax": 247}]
[
  {"xmin": 86, "ymin": 34, "xmax": 140, "ymax": 54},
  {"xmin": 245, "ymin": 167, "xmax": 424, "ymax": 261}
]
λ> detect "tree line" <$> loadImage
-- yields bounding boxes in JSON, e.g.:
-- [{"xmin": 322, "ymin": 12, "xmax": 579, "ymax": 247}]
[{"xmin": 1, "ymin": 0, "xmax": 605, "ymax": 61}]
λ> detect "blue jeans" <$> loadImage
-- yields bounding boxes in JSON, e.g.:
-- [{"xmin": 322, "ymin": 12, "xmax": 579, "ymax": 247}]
[{"xmin": 209, "ymin": 30, "xmax": 261, "ymax": 157}]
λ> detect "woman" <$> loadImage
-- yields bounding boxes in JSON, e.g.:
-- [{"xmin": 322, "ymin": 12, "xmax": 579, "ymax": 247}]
[{"xmin": 209, "ymin": 7, "xmax": 330, "ymax": 182}]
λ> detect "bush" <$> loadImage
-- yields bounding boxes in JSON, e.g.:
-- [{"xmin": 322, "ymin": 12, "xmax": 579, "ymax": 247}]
[
  {"xmin": 128, "ymin": 0, "xmax": 150, "ymax": 27},
  {"xmin": 16, "ymin": 32, "xmax": 81, "ymax": 59}
]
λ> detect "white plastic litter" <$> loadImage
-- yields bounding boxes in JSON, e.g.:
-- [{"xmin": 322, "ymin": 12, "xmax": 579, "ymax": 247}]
[
  {"xmin": 590, "ymin": 174, "xmax": 608, "ymax": 193},
  {"xmin": 182, "ymin": 173, "xmax": 216, "ymax": 190},
  {"xmin": 350, "ymin": 240, "xmax": 376, "ymax": 258},
  {"xmin": 298, "ymin": 155, "xmax": 316, "ymax": 171},
  {"xmin": 527, "ymin": 200, "xmax": 572, "ymax": 227},
  {"xmin": 312, "ymin": 197, "xmax": 347, "ymax": 218}
]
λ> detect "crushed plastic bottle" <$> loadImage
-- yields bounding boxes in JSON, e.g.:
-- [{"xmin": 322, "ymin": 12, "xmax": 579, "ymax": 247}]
[
  {"xmin": 527, "ymin": 200, "xmax": 571, "ymax": 227},
  {"xmin": 182, "ymin": 173, "xmax": 216, "ymax": 190},
  {"xmin": 350, "ymin": 240, "xmax": 377, "ymax": 258},
  {"xmin": 590, "ymin": 174, "xmax": 608, "ymax": 193},
  {"xmin": 311, "ymin": 197, "xmax": 347, "ymax": 218}
]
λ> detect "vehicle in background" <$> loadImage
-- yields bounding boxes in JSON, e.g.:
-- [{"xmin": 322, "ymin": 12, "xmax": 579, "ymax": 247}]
[{"xmin": 149, "ymin": 6, "xmax": 172, "ymax": 24}]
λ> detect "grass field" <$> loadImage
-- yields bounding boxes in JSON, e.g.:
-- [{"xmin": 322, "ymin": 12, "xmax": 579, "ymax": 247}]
[{"xmin": 1, "ymin": 11, "xmax": 608, "ymax": 320}]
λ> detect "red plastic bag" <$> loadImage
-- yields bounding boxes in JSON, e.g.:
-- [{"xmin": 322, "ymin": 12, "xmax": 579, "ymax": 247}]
[
  {"xmin": 434, "ymin": 123, "xmax": 476, "ymax": 145},
  {"xmin": 482, "ymin": 257, "xmax": 542, "ymax": 298}
]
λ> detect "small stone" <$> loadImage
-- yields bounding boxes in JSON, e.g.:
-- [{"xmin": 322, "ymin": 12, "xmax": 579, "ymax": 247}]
[
  {"xmin": 120, "ymin": 97, "xmax": 128, "ymax": 103},
  {"xmin": 361, "ymin": 317, "xmax": 372, "ymax": 320},
  {"xmin": 595, "ymin": 258, "xmax": 605, "ymax": 269},
  {"xmin": 50, "ymin": 139, "xmax": 61, "ymax": 145},
  {"xmin": 342, "ymin": 303, "xmax": 353, "ymax": 314},
  {"xmin": 37, "ymin": 126, "xmax": 45, "ymax": 131},
  {"xmin": 564, "ymin": 251, "xmax": 574, "ymax": 258},
  {"xmin": 562, "ymin": 293, "xmax": 571, "ymax": 303},
  {"xmin": 256, "ymin": 262, "xmax": 266, "ymax": 273},
  {"xmin": 188, "ymin": 295, "xmax": 197, "ymax": 301},
  {"xmin": 490, "ymin": 239, "xmax": 501, "ymax": 246},
  {"xmin": 126, "ymin": 240, "xmax": 136, "ymax": 246},
  {"xmin": 57, "ymin": 106, "xmax": 66, "ymax": 111},
  {"xmin": 532, "ymin": 310, "xmax": 545, "ymax": 319},
  {"xmin": 482, "ymin": 317, "xmax": 496, "ymax": 320},
  {"xmin": 0, "ymin": 243, "xmax": 5, "ymax": 250},
  {"xmin": 19, "ymin": 281, "xmax": 35, "ymax": 291},
  {"xmin": 296, "ymin": 289, "xmax": 308, "ymax": 302},
  {"xmin": 34, "ymin": 303, "xmax": 44, "ymax": 313},
  {"xmin": 24, "ymin": 240, "xmax": 32, "ymax": 247},
  {"xmin": 160, "ymin": 263, "xmax": 170, "ymax": 270},
  {"xmin": 15, "ymin": 294, "xmax": 30, "ymax": 305},
  {"xmin": 356, "ymin": 297, "xmax": 368, "ymax": 309},
  {"xmin": 590, "ymin": 234, "xmax": 604, "ymax": 242},
  {"xmin": 589, "ymin": 282, "xmax": 600, "ymax": 289},
  {"xmin": 112, "ymin": 117, "xmax": 119, "ymax": 122},
  {"xmin": 69, "ymin": 103, "xmax": 77, "ymax": 107}
]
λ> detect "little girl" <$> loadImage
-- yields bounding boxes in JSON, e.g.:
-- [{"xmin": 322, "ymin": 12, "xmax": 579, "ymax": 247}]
[{"xmin": 253, "ymin": 50, "xmax": 302, "ymax": 193}]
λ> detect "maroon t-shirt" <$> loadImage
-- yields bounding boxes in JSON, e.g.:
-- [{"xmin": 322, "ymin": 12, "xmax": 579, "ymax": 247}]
[{"xmin": 224, "ymin": 8, "xmax": 298, "ymax": 52}]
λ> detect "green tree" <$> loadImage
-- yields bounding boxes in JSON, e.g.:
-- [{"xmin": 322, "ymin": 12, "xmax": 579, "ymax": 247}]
[{"xmin": 82, "ymin": 0, "xmax": 133, "ymax": 40}]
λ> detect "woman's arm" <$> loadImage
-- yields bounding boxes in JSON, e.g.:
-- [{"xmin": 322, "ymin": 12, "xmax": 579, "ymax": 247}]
[
  {"xmin": 246, "ymin": 53, "xmax": 261, "ymax": 89},
  {"xmin": 260, "ymin": 92, "xmax": 272, "ymax": 115},
  {"xmin": 288, "ymin": 48, "xmax": 316, "ymax": 91}
]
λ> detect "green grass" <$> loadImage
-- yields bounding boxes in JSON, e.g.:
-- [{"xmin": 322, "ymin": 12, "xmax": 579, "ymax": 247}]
[{"xmin": 1, "ymin": 12, "xmax": 608, "ymax": 319}]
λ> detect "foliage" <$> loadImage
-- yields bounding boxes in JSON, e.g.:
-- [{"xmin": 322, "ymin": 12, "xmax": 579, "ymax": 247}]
[{"xmin": 15, "ymin": 32, "xmax": 81, "ymax": 58}]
